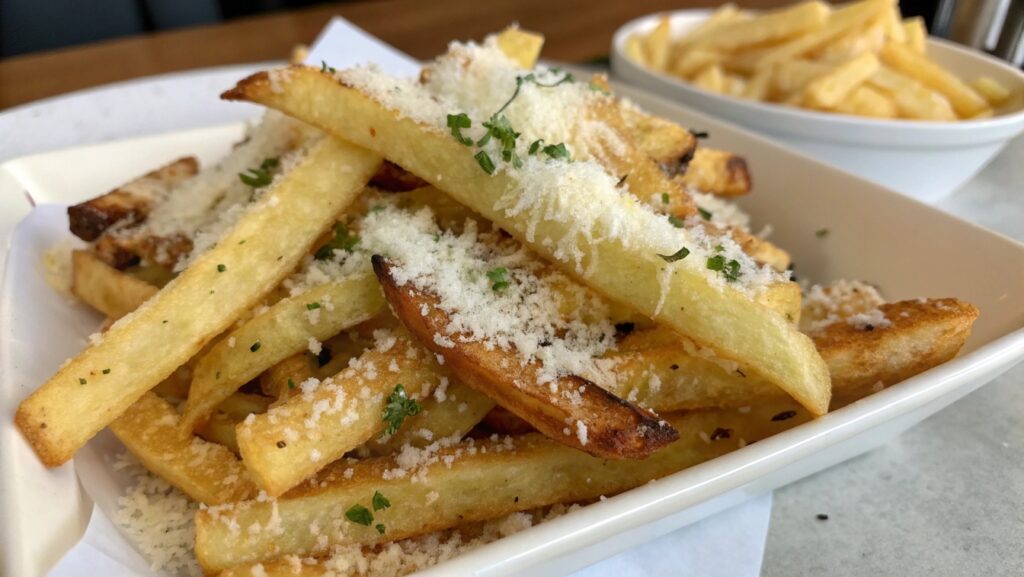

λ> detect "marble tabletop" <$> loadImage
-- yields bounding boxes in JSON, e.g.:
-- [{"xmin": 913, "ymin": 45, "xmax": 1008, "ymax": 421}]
[{"xmin": 764, "ymin": 135, "xmax": 1024, "ymax": 577}]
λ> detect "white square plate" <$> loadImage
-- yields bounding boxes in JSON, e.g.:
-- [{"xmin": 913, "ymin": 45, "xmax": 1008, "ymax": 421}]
[{"xmin": 2, "ymin": 84, "xmax": 1022, "ymax": 577}]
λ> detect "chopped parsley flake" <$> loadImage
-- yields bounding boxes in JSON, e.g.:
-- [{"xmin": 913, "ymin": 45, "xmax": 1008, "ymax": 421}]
[
  {"xmin": 287, "ymin": 378, "xmax": 296, "ymax": 389},
  {"xmin": 382, "ymin": 384, "xmax": 422, "ymax": 435},
  {"xmin": 102, "ymin": 368, "xmax": 111, "ymax": 374},
  {"xmin": 79, "ymin": 378, "xmax": 87, "ymax": 385},
  {"xmin": 375, "ymin": 524, "xmax": 386, "ymax": 535},
  {"xmin": 667, "ymin": 215, "xmax": 685, "ymax": 228},
  {"xmin": 250, "ymin": 341, "xmax": 262, "ymax": 352},
  {"xmin": 217, "ymin": 264, "xmax": 226, "ymax": 272},
  {"xmin": 238, "ymin": 157, "xmax": 279, "ymax": 188},
  {"xmin": 816, "ymin": 228, "xmax": 829, "ymax": 238},
  {"xmin": 345, "ymin": 504, "xmax": 373, "ymax": 526},
  {"xmin": 306, "ymin": 302, "xmax": 321, "ymax": 310},
  {"xmin": 446, "ymin": 113, "xmax": 473, "ymax": 146},
  {"xmin": 321, "ymin": 61, "xmax": 336, "ymax": 74},
  {"xmin": 698, "ymin": 208, "xmax": 712, "ymax": 220},
  {"xmin": 707, "ymin": 254, "xmax": 742, "ymax": 282},
  {"xmin": 486, "ymin": 267, "xmax": 510, "ymax": 291},
  {"xmin": 588, "ymin": 81, "xmax": 609, "ymax": 94},
  {"xmin": 661, "ymin": 192, "xmax": 670, "ymax": 204},
  {"xmin": 372, "ymin": 491, "xmax": 391, "ymax": 511},
  {"xmin": 658, "ymin": 247, "xmax": 691, "ymax": 262},
  {"xmin": 315, "ymin": 223, "xmax": 360, "ymax": 260},
  {"xmin": 475, "ymin": 150, "xmax": 496, "ymax": 175}
]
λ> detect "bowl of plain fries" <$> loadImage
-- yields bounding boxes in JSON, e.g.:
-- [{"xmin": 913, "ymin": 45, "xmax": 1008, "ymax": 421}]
[{"xmin": 611, "ymin": 0, "xmax": 1024, "ymax": 202}]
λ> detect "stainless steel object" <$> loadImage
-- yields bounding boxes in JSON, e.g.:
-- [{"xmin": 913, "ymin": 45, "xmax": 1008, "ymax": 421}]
[{"xmin": 934, "ymin": 0, "xmax": 1024, "ymax": 66}]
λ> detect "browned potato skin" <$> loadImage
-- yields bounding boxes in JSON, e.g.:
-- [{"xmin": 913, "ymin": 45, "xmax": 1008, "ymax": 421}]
[
  {"xmin": 372, "ymin": 255, "xmax": 678, "ymax": 460},
  {"xmin": 71, "ymin": 250, "xmax": 158, "ymax": 319},
  {"xmin": 677, "ymin": 148, "xmax": 752, "ymax": 197},
  {"xmin": 68, "ymin": 156, "xmax": 198, "ymax": 241},
  {"xmin": 369, "ymin": 159, "xmax": 429, "ymax": 191}
]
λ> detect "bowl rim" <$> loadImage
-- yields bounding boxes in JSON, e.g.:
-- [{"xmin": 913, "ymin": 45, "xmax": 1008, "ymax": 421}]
[{"xmin": 611, "ymin": 8, "xmax": 1024, "ymax": 133}]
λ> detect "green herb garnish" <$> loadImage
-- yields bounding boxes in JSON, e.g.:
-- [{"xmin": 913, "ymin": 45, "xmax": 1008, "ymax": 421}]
[
  {"xmin": 668, "ymin": 215, "xmax": 686, "ymax": 228},
  {"xmin": 447, "ymin": 113, "xmax": 473, "ymax": 146},
  {"xmin": 238, "ymin": 157, "xmax": 279, "ymax": 188},
  {"xmin": 79, "ymin": 378, "xmax": 87, "ymax": 385},
  {"xmin": 542, "ymin": 142, "xmax": 571, "ymax": 161},
  {"xmin": 589, "ymin": 81, "xmax": 610, "ymax": 94},
  {"xmin": 372, "ymin": 491, "xmax": 391, "ymax": 511},
  {"xmin": 486, "ymin": 267, "xmax": 510, "ymax": 291},
  {"xmin": 321, "ymin": 61, "xmax": 336, "ymax": 74},
  {"xmin": 288, "ymin": 378, "xmax": 296, "ymax": 389},
  {"xmin": 816, "ymin": 228, "xmax": 829, "ymax": 238},
  {"xmin": 375, "ymin": 524, "xmax": 386, "ymax": 534},
  {"xmin": 250, "ymin": 341, "xmax": 262, "ymax": 352},
  {"xmin": 658, "ymin": 247, "xmax": 690, "ymax": 262},
  {"xmin": 698, "ymin": 208, "xmax": 712, "ymax": 221},
  {"xmin": 475, "ymin": 151, "xmax": 496, "ymax": 175},
  {"xmin": 314, "ymin": 223, "xmax": 360, "ymax": 260},
  {"xmin": 707, "ymin": 254, "xmax": 742, "ymax": 282},
  {"xmin": 102, "ymin": 368, "xmax": 111, "ymax": 374},
  {"xmin": 345, "ymin": 504, "xmax": 373, "ymax": 526},
  {"xmin": 306, "ymin": 302, "xmax": 321, "ymax": 311},
  {"xmin": 382, "ymin": 384, "xmax": 422, "ymax": 435},
  {"xmin": 661, "ymin": 193, "xmax": 670, "ymax": 204},
  {"xmin": 217, "ymin": 264, "xmax": 227, "ymax": 272}
]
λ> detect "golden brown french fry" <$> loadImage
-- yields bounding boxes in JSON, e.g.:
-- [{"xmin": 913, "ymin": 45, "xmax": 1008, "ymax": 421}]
[
  {"xmin": 16, "ymin": 138, "xmax": 381, "ymax": 467},
  {"xmin": 181, "ymin": 271, "xmax": 385, "ymax": 432},
  {"xmin": 597, "ymin": 298, "xmax": 977, "ymax": 412},
  {"xmin": 109, "ymin": 392, "xmax": 257, "ymax": 504},
  {"xmin": 881, "ymin": 4, "xmax": 906, "ymax": 43},
  {"xmin": 643, "ymin": 16, "xmax": 672, "ymax": 71},
  {"xmin": 814, "ymin": 16, "xmax": 886, "ymax": 63},
  {"xmin": 970, "ymin": 76, "xmax": 1012, "ymax": 107},
  {"xmin": 624, "ymin": 34, "xmax": 648, "ymax": 67},
  {"xmin": 758, "ymin": 0, "xmax": 889, "ymax": 67},
  {"xmin": 618, "ymin": 103, "xmax": 697, "ymax": 172},
  {"xmin": 671, "ymin": 3, "xmax": 746, "ymax": 55},
  {"xmin": 196, "ymin": 392, "xmax": 272, "ymax": 453},
  {"xmin": 374, "ymin": 255, "xmax": 679, "ymax": 459},
  {"xmin": 678, "ymin": 147, "xmax": 752, "ymax": 197},
  {"xmin": 770, "ymin": 59, "xmax": 831, "ymax": 97},
  {"xmin": 494, "ymin": 26, "xmax": 544, "ymax": 69},
  {"xmin": 692, "ymin": 64, "xmax": 726, "ymax": 93},
  {"xmin": 224, "ymin": 65, "xmax": 831, "ymax": 416},
  {"xmin": 803, "ymin": 53, "xmax": 880, "ymax": 109},
  {"xmin": 833, "ymin": 85, "xmax": 896, "ymax": 118},
  {"xmin": 869, "ymin": 66, "xmax": 957, "ymax": 120},
  {"xmin": 742, "ymin": 65, "xmax": 774, "ymax": 100},
  {"xmin": 367, "ymin": 379, "xmax": 495, "ymax": 455},
  {"xmin": 67, "ymin": 157, "xmax": 198, "ymax": 242},
  {"xmin": 235, "ymin": 332, "xmax": 443, "ymax": 496},
  {"xmin": 195, "ymin": 403, "xmax": 811, "ymax": 572},
  {"xmin": 902, "ymin": 16, "xmax": 927, "ymax": 53},
  {"xmin": 696, "ymin": 1, "xmax": 830, "ymax": 53},
  {"xmin": 669, "ymin": 49, "xmax": 722, "ymax": 79},
  {"xmin": 879, "ymin": 42, "xmax": 990, "ymax": 118},
  {"xmin": 260, "ymin": 352, "xmax": 317, "ymax": 399},
  {"xmin": 71, "ymin": 250, "xmax": 158, "ymax": 319}
]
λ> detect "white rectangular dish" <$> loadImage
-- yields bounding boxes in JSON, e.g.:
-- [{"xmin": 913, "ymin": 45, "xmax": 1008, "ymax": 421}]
[{"xmin": 2, "ymin": 82, "xmax": 1022, "ymax": 577}]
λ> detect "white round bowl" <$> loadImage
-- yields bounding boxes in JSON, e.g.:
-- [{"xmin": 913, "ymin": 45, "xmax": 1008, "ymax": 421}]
[{"xmin": 611, "ymin": 10, "xmax": 1024, "ymax": 203}]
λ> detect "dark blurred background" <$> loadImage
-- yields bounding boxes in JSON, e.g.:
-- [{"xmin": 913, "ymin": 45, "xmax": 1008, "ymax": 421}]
[{"xmin": 1, "ymin": 0, "xmax": 943, "ymax": 58}]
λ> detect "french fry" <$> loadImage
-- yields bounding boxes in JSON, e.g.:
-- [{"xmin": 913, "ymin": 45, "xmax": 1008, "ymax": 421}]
[
  {"xmin": 67, "ymin": 156, "xmax": 198, "ymax": 241},
  {"xmin": 260, "ymin": 352, "xmax": 318, "ymax": 399},
  {"xmin": 16, "ymin": 137, "xmax": 381, "ymax": 467},
  {"xmin": 624, "ymin": 35, "xmax": 647, "ymax": 67},
  {"xmin": 235, "ymin": 332, "xmax": 443, "ymax": 496},
  {"xmin": 669, "ymin": 3, "xmax": 746, "ymax": 55},
  {"xmin": 223, "ymin": 66, "xmax": 831, "ymax": 416},
  {"xmin": 494, "ymin": 26, "xmax": 544, "ymax": 69},
  {"xmin": 742, "ymin": 65, "xmax": 774, "ymax": 100},
  {"xmin": 833, "ymin": 85, "xmax": 896, "ymax": 118},
  {"xmin": 814, "ymin": 16, "xmax": 886, "ymax": 63},
  {"xmin": 692, "ymin": 64, "xmax": 725, "ymax": 93},
  {"xmin": 678, "ymin": 147, "xmax": 752, "ymax": 197},
  {"xmin": 367, "ymin": 379, "xmax": 494, "ymax": 455},
  {"xmin": 881, "ymin": 4, "xmax": 906, "ymax": 43},
  {"xmin": 770, "ymin": 60, "xmax": 831, "ymax": 97},
  {"xmin": 595, "ymin": 298, "xmax": 977, "ymax": 412},
  {"xmin": 879, "ymin": 42, "xmax": 990, "ymax": 118},
  {"xmin": 618, "ymin": 102, "xmax": 697, "ymax": 172},
  {"xmin": 970, "ymin": 76, "xmax": 1012, "ymax": 107},
  {"xmin": 196, "ymin": 392, "xmax": 272, "ymax": 453},
  {"xmin": 757, "ymin": 0, "xmax": 890, "ymax": 66},
  {"xmin": 803, "ymin": 53, "xmax": 880, "ymax": 109},
  {"xmin": 181, "ymin": 271, "xmax": 385, "ymax": 432},
  {"xmin": 643, "ymin": 16, "xmax": 672, "ymax": 71},
  {"xmin": 71, "ymin": 250, "xmax": 158, "ymax": 319},
  {"xmin": 195, "ymin": 403, "xmax": 813, "ymax": 572},
  {"xmin": 696, "ymin": 1, "xmax": 830, "ymax": 53},
  {"xmin": 869, "ymin": 66, "xmax": 957, "ymax": 120},
  {"xmin": 902, "ymin": 16, "xmax": 927, "ymax": 53},
  {"xmin": 374, "ymin": 255, "xmax": 679, "ymax": 459},
  {"xmin": 109, "ymin": 392, "xmax": 257, "ymax": 504},
  {"xmin": 669, "ymin": 49, "xmax": 722, "ymax": 80}
]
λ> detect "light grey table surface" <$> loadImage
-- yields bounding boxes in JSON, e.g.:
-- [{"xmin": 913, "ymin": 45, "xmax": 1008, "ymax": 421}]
[{"xmin": 763, "ymin": 135, "xmax": 1024, "ymax": 577}]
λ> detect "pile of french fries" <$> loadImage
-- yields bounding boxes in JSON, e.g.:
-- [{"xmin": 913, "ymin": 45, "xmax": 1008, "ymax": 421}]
[
  {"xmin": 17, "ymin": 26, "xmax": 979, "ymax": 576},
  {"xmin": 626, "ymin": 0, "xmax": 1018, "ymax": 120}
]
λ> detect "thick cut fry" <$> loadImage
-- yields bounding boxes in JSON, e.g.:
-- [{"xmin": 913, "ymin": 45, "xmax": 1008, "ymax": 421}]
[
  {"xmin": 367, "ymin": 379, "xmax": 494, "ymax": 455},
  {"xmin": 67, "ymin": 157, "xmax": 198, "ymax": 241},
  {"xmin": 757, "ymin": 0, "xmax": 890, "ymax": 65},
  {"xmin": 803, "ymin": 53, "xmax": 880, "ymax": 109},
  {"xmin": 195, "ymin": 403, "xmax": 812, "ymax": 572},
  {"xmin": 374, "ymin": 256, "xmax": 678, "ymax": 459},
  {"xmin": 597, "ymin": 298, "xmax": 976, "ymax": 412},
  {"xmin": 669, "ymin": 49, "xmax": 722, "ymax": 79},
  {"xmin": 261, "ymin": 352, "xmax": 317, "ymax": 399},
  {"xmin": 970, "ymin": 76, "xmax": 1012, "ymax": 107},
  {"xmin": 869, "ymin": 66, "xmax": 957, "ymax": 120},
  {"xmin": 235, "ymin": 333, "xmax": 442, "ymax": 496},
  {"xmin": 902, "ymin": 16, "xmax": 926, "ymax": 53},
  {"xmin": 678, "ymin": 147, "xmax": 752, "ymax": 197},
  {"xmin": 669, "ymin": 4, "xmax": 747, "ymax": 55},
  {"xmin": 196, "ymin": 393, "xmax": 272, "ymax": 453},
  {"xmin": 815, "ymin": 17, "xmax": 886, "ymax": 63},
  {"xmin": 224, "ymin": 66, "xmax": 831, "ymax": 416},
  {"xmin": 879, "ymin": 42, "xmax": 990, "ymax": 118},
  {"xmin": 771, "ymin": 60, "xmax": 831, "ymax": 97},
  {"xmin": 16, "ymin": 138, "xmax": 381, "ymax": 467},
  {"xmin": 619, "ymin": 103, "xmax": 697, "ymax": 172},
  {"xmin": 697, "ymin": 1, "xmax": 830, "ymax": 52},
  {"xmin": 833, "ymin": 85, "xmax": 896, "ymax": 118},
  {"xmin": 109, "ymin": 392, "xmax": 257, "ymax": 504},
  {"xmin": 643, "ymin": 16, "xmax": 672, "ymax": 71},
  {"xmin": 71, "ymin": 250, "xmax": 158, "ymax": 319},
  {"xmin": 692, "ymin": 64, "xmax": 725, "ymax": 93},
  {"xmin": 494, "ymin": 26, "xmax": 544, "ymax": 69},
  {"xmin": 182, "ymin": 272, "xmax": 385, "ymax": 432}
]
